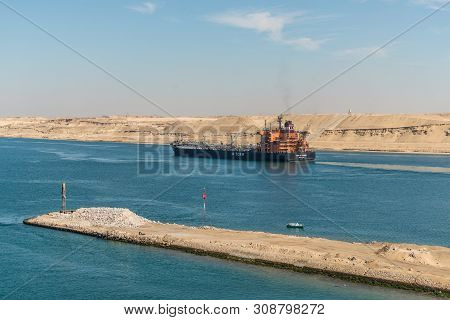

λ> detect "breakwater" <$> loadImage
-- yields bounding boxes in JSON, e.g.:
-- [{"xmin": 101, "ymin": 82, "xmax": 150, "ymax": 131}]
[{"xmin": 24, "ymin": 208, "xmax": 450, "ymax": 296}]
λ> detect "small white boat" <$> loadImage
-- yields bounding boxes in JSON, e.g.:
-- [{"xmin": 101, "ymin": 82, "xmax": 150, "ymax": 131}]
[{"xmin": 286, "ymin": 223, "xmax": 304, "ymax": 229}]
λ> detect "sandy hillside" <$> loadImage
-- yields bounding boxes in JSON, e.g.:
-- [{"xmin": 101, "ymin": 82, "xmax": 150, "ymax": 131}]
[{"xmin": 1, "ymin": 113, "xmax": 449, "ymax": 153}]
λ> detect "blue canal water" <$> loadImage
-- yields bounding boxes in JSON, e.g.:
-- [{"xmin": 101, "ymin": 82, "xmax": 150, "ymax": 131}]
[{"xmin": 0, "ymin": 138, "xmax": 448, "ymax": 299}]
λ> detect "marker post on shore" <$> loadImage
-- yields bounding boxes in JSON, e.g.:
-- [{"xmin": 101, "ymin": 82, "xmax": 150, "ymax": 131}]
[{"xmin": 61, "ymin": 182, "xmax": 67, "ymax": 213}]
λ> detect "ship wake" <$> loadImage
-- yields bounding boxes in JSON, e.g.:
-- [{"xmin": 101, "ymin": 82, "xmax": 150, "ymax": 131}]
[{"xmin": 318, "ymin": 161, "xmax": 450, "ymax": 174}]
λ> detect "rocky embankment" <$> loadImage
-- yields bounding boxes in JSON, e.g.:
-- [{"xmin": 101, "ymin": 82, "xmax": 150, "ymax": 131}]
[
  {"xmin": 24, "ymin": 208, "xmax": 450, "ymax": 296},
  {"xmin": 1, "ymin": 113, "xmax": 449, "ymax": 153}
]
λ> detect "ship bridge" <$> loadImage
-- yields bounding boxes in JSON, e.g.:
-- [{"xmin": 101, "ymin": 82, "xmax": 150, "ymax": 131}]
[{"xmin": 258, "ymin": 116, "xmax": 309, "ymax": 153}]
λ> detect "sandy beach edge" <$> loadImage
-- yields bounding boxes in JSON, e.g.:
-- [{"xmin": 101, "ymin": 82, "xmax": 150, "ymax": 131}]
[{"xmin": 23, "ymin": 215, "xmax": 450, "ymax": 298}]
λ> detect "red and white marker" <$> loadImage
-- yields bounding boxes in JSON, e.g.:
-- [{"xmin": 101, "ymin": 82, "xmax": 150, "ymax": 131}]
[{"xmin": 202, "ymin": 188, "xmax": 207, "ymax": 210}]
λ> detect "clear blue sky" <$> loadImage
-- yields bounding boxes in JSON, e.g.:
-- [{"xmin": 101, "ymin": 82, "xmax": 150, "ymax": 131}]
[{"xmin": 1, "ymin": 0, "xmax": 449, "ymax": 116}]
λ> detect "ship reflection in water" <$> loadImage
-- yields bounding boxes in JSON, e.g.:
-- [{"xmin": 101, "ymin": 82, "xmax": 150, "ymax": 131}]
[{"xmin": 171, "ymin": 115, "xmax": 316, "ymax": 162}]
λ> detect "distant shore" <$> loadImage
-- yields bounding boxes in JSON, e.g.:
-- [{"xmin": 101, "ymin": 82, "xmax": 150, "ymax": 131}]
[
  {"xmin": 24, "ymin": 208, "xmax": 450, "ymax": 297},
  {"xmin": 1, "ymin": 113, "xmax": 449, "ymax": 154},
  {"xmin": 2, "ymin": 136, "xmax": 450, "ymax": 156}
]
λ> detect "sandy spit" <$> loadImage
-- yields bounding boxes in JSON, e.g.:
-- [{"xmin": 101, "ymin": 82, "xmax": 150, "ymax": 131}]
[{"xmin": 24, "ymin": 208, "xmax": 450, "ymax": 296}]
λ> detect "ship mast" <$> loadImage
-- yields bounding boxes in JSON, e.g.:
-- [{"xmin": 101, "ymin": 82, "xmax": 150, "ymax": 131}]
[{"xmin": 277, "ymin": 114, "xmax": 283, "ymax": 130}]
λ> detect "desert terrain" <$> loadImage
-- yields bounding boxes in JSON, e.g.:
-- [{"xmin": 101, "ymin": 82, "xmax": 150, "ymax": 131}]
[{"xmin": 1, "ymin": 113, "xmax": 450, "ymax": 153}]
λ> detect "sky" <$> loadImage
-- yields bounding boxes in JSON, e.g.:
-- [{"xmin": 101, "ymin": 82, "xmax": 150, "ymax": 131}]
[{"xmin": 0, "ymin": 0, "xmax": 449, "ymax": 117}]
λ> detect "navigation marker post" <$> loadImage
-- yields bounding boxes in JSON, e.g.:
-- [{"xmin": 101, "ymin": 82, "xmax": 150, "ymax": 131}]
[
  {"xmin": 61, "ymin": 182, "xmax": 67, "ymax": 213},
  {"xmin": 202, "ymin": 188, "xmax": 207, "ymax": 211}
]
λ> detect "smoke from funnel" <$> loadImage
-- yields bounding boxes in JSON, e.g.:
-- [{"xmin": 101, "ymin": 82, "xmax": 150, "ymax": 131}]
[{"xmin": 276, "ymin": 60, "xmax": 292, "ymax": 109}]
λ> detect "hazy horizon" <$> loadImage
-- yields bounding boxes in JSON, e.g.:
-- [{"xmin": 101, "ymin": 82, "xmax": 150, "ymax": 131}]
[
  {"xmin": 1, "ymin": 0, "xmax": 449, "ymax": 117},
  {"xmin": 2, "ymin": 110, "xmax": 450, "ymax": 118}
]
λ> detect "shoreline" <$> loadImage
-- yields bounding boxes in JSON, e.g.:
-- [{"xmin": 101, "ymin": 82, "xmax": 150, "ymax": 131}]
[
  {"xmin": 1, "ymin": 113, "xmax": 449, "ymax": 154},
  {"xmin": 2, "ymin": 136, "xmax": 450, "ymax": 156},
  {"xmin": 23, "ymin": 209, "xmax": 450, "ymax": 297}
]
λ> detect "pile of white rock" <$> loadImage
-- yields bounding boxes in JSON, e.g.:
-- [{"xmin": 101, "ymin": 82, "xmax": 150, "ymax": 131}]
[{"xmin": 50, "ymin": 207, "xmax": 149, "ymax": 228}]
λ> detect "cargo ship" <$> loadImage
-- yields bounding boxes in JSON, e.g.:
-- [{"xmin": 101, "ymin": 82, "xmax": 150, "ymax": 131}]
[{"xmin": 171, "ymin": 116, "xmax": 316, "ymax": 162}]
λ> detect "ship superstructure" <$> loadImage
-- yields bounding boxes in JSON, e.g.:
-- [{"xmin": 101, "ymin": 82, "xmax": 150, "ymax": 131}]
[
  {"xmin": 171, "ymin": 115, "xmax": 315, "ymax": 162},
  {"xmin": 259, "ymin": 116, "xmax": 311, "ymax": 155}
]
